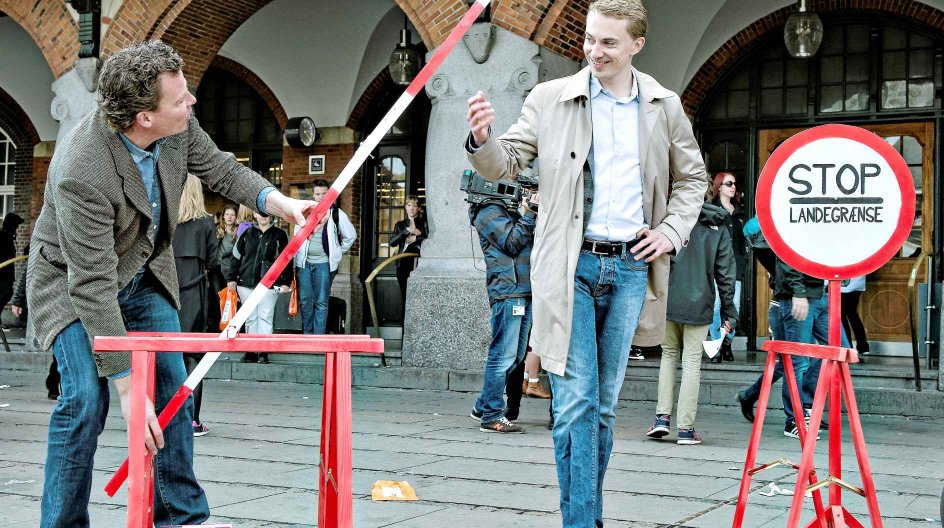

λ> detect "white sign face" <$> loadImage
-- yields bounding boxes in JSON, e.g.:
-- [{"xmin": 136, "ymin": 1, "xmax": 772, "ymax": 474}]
[
  {"xmin": 756, "ymin": 125, "xmax": 915, "ymax": 279},
  {"xmin": 768, "ymin": 137, "xmax": 901, "ymax": 267}
]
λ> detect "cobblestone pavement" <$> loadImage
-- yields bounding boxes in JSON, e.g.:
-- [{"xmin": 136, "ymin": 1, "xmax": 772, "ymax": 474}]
[{"xmin": 1, "ymin": 369, "xmax": 942, "ymax": 527}]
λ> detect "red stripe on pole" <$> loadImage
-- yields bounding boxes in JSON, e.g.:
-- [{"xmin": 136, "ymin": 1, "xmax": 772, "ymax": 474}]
[
  {"xmin": 105, "ymin": 385, "xmax": 193, "ymax": 497},
  {"xmin": 405, "ymin": 1, "xmax": 486, "ymax": 97}
]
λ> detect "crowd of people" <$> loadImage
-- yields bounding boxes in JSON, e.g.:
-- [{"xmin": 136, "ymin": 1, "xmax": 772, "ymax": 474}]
[{"xmin": 0, "ymin": 1, "xmax": 877, "ymax": 526}]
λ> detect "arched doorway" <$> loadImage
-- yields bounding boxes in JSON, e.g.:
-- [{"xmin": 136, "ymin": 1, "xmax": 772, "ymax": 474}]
[
  {"xmin": 194, "ymin": 67, "xmax": 283, "ymax": 215},
  {"xmin": 695, "ymin": 14, "xmax": 942, "ymax": 362},
  {"xmin": 355, "ymin": 69, "xmax": 431, "ymax": 329}
]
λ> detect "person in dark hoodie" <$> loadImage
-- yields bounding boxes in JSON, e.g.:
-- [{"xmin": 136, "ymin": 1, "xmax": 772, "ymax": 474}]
[
  {"xmin": 735, "ymin": 217, "xmax": 850, "ymax": 439},
  {"xmin": 0, "ymin": 212, "xmax": 24, "ymax": 311},
  {"xmin": 646, "ymin": 202, "xmax": 736, "ymax": 445},
  {"xmin": 226, "ymin": 211, "xmax": 292, "ymax": 363}
]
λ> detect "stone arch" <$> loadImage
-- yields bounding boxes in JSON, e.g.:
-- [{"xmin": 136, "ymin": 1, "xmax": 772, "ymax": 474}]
[
  {"xmin": 0, "ymin": 86, "xmax": 39, "ymax": 239},
  {"xmin": 100, "ymin": 0, "xmax": 179, "ymax": 57},
  {"xmin": 208, "ymin": 55, "xmax": 288, "ymax": 130},
  {"xmin": 346, "ymin": 68, "xmax": 394, "ymax": 132},
  {"xmin": 681, "ymin": 0, "xmax": 944, "ymax": 114},
  {"xmin": 0, "ymin": 1, "xmax": 79, "ymax": 78}
]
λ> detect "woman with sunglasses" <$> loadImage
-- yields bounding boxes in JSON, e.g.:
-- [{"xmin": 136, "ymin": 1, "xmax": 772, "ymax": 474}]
[{"xmin": 708, "ymin": 172, "xmax": 747, "ymax": 362}]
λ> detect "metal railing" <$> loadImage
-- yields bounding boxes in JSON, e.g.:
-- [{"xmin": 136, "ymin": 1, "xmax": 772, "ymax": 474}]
[
  {"xmin": 364, "ymin": 253, "xmax": 418, "ymax": 367},
  {"xmin": 907, "ymin": 250, "xmax": 932, "ymax": 392}
]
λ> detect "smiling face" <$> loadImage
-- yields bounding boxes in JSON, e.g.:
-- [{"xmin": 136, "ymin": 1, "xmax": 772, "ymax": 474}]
[
  {"xmin": 583, "ymin": 10, "xmax": 645, "ymax": 90},
  {"xmin": 139, "ymin": 70, "xmax": 196, "ymax": 139},
  {"xmin": 254, "ymin": 212, "xmax": 270, "ymax": 228}
]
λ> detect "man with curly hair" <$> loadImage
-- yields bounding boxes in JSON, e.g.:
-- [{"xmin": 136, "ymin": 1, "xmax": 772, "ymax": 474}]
[{"xmin": 31, "ymin": 41, "xmax": 314, "ymax": 527}]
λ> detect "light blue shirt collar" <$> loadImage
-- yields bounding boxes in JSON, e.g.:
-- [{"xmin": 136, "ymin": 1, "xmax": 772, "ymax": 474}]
[
  {"xmin": 118, "ymin": 133, "xmax": 165, "ymax": 163},
  {"xmin": 589, "ymin": 69, "xmax": 639, "ymax": 103}
]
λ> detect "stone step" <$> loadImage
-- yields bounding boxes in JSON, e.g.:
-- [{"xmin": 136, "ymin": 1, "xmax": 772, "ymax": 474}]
[{"xmin": 4, "ymin": 349, "xmax": 941, "ymax": 417}]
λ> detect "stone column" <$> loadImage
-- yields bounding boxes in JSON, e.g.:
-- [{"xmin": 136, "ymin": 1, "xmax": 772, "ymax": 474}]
[
  {"xmin": 50, "ymin": 58, "xmax": 101, "ymax": 142},
  {"xmin": 401, "ymin": 24, "xmax": 577, "ymax": 369}
]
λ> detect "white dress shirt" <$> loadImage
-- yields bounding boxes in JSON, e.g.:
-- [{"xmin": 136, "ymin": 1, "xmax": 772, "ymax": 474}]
[{"xmin": 584, "ymin": 71, "xmax": 646, "ymax": 242}]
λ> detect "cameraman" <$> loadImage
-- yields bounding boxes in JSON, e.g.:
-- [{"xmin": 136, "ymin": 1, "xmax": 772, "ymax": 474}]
[{"xmin": 469, "ymin": 186, "xmax": 538, "ymax": 433}]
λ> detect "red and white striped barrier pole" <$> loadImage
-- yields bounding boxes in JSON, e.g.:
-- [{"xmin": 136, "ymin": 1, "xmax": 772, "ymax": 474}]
[{"xmin": 105, "ymin": 0, "xmax": 491, "ymax": 497}]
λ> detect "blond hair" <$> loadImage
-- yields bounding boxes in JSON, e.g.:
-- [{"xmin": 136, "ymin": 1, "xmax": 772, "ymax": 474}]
[
  {"xmin": 178, "ymin": 174, "xmax": 209, "ymax": 224},
  {"xmin": 236, "ymin": 204, "xmax": 255, "ymax": 224},
  {"xmin": 588, "ymin": 0, "xmax": 648, "ymax": 39}
]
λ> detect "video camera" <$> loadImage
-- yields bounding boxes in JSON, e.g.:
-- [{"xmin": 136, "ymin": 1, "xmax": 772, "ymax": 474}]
[{"xmin": 460, "ymin": 169, "xmax": 538, "ymax": 210}]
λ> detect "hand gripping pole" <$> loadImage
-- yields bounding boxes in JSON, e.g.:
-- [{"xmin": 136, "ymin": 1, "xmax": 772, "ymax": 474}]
[{"xmin": 104, "ymin": 0, "xmax": 492, "ymax": 497}]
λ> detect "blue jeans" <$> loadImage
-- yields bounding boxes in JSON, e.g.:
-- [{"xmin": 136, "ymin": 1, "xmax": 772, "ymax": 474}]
[
  {"xmin": 548, "ymin": 250, "xmax": 647, "ymax": 528},
  {"xmin": 296, "ymin": 262, "xmax": 334, "ymax": 334},
  {"xmin": 709, "ymin": 279, "xmax": 741, "ymax": 341},
  {"xmin": 746, "ymin": 296, "xmax": 851, "ymax": 424},
  {"xmin": 41, "ymin": 278, "xmax": 208, "ymax": 527},
  {"xmin": 743, "ymin": 301, "xmax": 809, "ymax": 424},
  {"xmin": 474, "ymin": 297, "xmax": 532, "ymax": 423}
]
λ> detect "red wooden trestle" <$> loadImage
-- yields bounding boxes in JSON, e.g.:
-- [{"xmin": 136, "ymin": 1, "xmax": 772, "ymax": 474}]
[
  {"xmin": 94, "ymin": 332, "xmax": 383, "ymax": 528},
  {"xmin": 732, "ymin": 281, "xmax": 883, "ymax": 528}
]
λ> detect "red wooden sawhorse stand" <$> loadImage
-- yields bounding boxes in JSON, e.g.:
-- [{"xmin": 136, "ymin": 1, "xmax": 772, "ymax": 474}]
[
  {"xmin": 94, "ymin": 332, "xmax": 384, "ymax": 528},
  {"xmin": 732, "ymin": 337, "xmax": 884, "ymax": 528}
]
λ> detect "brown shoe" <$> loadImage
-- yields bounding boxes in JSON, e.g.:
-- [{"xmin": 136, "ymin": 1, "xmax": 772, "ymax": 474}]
[{"xmin": 524, "ymin": 380, "xmax": 552, "ymax": 399}]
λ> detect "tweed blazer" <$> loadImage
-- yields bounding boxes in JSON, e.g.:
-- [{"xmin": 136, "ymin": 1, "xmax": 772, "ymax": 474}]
[{"xmin": 27, "ymin": 110, "xmax": 271, "ymax": 377}]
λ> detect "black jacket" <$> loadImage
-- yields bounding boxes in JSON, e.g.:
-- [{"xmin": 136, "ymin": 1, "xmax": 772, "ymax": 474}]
[
  {"xmin": 390, "ymin": 215, "xmax": 428, "ymax": 269},
  {"xmin": 226, "ymin": 224, "xmax": 292, "ymax": 288},
  {"xmin": 173, "ymin": 216, "xmax": 219, "ymax": 332},
  {"xmin": 666, "ymin": 203, "xmax": 737, "ymax": 326},
  {"xmin": 711, "ymin": 196, "xmax": 748, "ymax": 281}
]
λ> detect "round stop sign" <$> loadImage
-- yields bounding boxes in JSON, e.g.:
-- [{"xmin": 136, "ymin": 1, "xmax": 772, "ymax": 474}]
[{"xmin": 755, "ymin": 124, "xmax": 916, "ymax": 280}]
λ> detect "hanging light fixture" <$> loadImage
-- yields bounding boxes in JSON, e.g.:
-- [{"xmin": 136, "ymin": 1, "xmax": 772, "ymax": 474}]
[
  {"xmin": 784, "ymin": 0, "xmax": 824, "ymax": 58},
  {"xmin": 389, "ymin": 15, "xmax": 422, "ymax": 86}
]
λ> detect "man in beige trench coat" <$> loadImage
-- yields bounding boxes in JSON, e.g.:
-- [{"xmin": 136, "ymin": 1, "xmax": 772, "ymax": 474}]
[{"xmin": 466, "ymin": 1, "xmax": 707, "ymax": 525}]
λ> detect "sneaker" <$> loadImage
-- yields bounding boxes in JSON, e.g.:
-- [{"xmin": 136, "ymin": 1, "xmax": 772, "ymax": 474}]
[
  {"xmin": 470, "ymin": 407, "xmax": 483, "ymax": 421},
  {"xmin": 192, "ymin": 421, "xmax": 209, "ymax": 437},
  {"xmin": 480, "ymin": 417, "xmax": 524, "ymax": 433},
  {"xmin": 785, "ymin": 421, "xmax": 820, "ymax": 440},
  {"xmin": 677, "ymin": 428, "xmax": 702, "ymax": 445},
  {"xmin": 628, "ymin": 347, "xmax": 645, "ymax": 361},
  {"xmin": 736, "ymin": 390, "xmax": 756, "ymax": 423},
  {"xmin": 803, "ymin": 408, "xmax": 829, "ymax": 430},
  {"xmin": 646, "ymin": 414, "xmax": 671, "ymax": 439}
]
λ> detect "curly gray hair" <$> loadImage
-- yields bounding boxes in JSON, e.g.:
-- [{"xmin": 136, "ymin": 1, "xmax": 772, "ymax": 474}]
[{"xmin": 98, "ymin": 41, "xmax": 184, "ymax": 131}]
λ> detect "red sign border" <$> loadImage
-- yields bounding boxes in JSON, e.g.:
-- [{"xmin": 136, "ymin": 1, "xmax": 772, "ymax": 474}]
[{"xmin": 755, "ymin": 124, "xmax": 916, "ymax": 280}]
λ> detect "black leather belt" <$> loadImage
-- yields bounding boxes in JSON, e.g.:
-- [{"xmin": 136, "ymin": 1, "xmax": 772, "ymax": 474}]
[{"xmin": 581, "ymin": 238, "xmax": 640, "ymax": 256}]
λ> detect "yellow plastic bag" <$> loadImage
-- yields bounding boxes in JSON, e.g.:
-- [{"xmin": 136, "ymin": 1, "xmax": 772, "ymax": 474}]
[{"xmin": 370, "ymin": 480, "xmax": 418, "ymax": 501}]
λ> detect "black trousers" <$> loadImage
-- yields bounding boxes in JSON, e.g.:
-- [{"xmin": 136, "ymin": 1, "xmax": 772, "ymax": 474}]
[{"xmin": 840, "ymin": 291, "xmax": 869, "ymax": 352}]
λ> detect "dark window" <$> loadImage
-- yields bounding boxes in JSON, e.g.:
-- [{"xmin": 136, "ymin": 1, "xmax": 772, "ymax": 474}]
[{"xmin": 0, "ymin": 127, "xmax": 14, "ymax": 218}]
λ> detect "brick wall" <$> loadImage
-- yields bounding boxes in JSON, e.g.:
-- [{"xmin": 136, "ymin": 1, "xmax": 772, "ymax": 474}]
[
  {"xmin": 282, "ymin": 141, "xmax": 361, "ymax": 258},
  {"xmin": 0, "ymin": 86, "xmax": 40, "ymax": 278},
  {"xmin": 0, "ymin": 0, "xmax": 79, "ymax": 78},
  {"xmin": 681, "ymin": 0, "xmax": 944, "ymax": 113}
]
